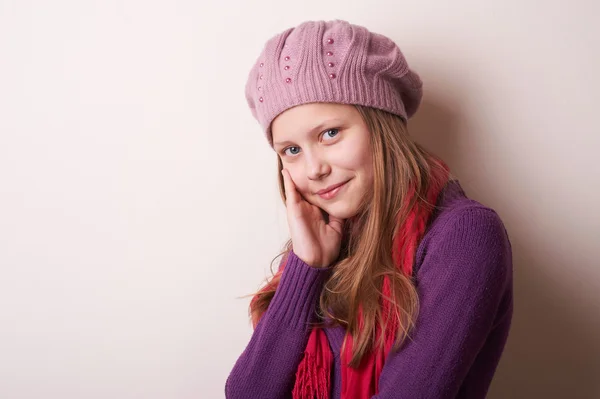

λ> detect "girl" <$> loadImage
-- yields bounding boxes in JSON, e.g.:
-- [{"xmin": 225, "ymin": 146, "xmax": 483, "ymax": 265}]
[{"xmin": 225, "ymin": 19, "xmax": 513, "ymax": 399}]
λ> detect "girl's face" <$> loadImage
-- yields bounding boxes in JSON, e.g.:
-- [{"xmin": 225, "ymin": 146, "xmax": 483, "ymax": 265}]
[{"xmin": 271, "ymin": 103, "xmax": 374, "ymax": 220}]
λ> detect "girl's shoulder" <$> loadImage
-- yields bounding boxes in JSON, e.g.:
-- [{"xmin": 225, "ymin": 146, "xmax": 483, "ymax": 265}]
[
  {"xmin": 415, "ymin": 179, "xmax": 512, "ymax": 276},
  {"xmin": 428, "ymin": 179, "xmax": 507, "ymax": 235}
]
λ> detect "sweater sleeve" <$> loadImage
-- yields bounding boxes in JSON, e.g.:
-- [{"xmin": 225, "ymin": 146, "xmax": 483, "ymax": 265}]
[
  {"xmin": 372, "ymin": 207, "xmax": 513, "ymax": 399},
  {"xmin": 225, "ymin": 250, "xmax": 332, "ymax": 399}
]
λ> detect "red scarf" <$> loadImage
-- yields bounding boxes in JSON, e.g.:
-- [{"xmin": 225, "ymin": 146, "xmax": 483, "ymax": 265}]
[{"xmin": 257, "ymin": 161, "xmax": 450, "ymax": 399}]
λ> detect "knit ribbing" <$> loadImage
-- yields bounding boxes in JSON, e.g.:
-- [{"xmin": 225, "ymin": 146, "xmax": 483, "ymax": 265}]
[
  {"xmin": 224, "ymin": 250, "xmax": 332, "ymax": 399},
  {"xmin": 268, "ymin": 250, "xmax": 332, "ymax": 330}
]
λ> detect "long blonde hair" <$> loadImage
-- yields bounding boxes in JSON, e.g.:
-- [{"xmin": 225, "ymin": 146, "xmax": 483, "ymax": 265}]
[{"xmin": 249, "ymin": 105, "xmax": 453, "ymax": 367}]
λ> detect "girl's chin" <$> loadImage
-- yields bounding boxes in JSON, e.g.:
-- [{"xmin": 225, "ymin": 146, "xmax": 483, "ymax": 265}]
[{"xmin": 321, "ymin": 204, "xmax": 358, "ymax": 221}]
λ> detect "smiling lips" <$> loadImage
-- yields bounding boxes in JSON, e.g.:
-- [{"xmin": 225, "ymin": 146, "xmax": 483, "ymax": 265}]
[{"xmin": 317, "ymin": 180, "xmax": 349, "ymax": 200}]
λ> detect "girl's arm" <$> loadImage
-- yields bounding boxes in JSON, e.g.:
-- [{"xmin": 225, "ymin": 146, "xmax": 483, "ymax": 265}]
[
  {"xmin": 225, "ymin": 250, "xmax": 331, "ymax": 399},
  {"xmin": 372, "ymin": 206, "xmax": 514, "ymax": 399}
]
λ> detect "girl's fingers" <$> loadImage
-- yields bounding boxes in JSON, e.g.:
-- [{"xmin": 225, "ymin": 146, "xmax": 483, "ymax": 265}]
[
  {"xmin": 327, "ymin": 214, "xmax": 345, "ymax": 236},
  {"xmin": 281, "ymin": 169, "xmax": 300, "ymax": 204}
]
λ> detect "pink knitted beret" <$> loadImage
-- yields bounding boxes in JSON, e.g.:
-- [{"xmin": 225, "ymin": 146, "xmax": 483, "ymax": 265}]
[{"xmin": 245, "ymin": 19, "xmax": 423, "ymax": 147}]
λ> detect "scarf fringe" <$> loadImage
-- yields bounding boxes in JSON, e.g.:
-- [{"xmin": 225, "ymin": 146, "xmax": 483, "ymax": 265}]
[{"xmin": 293, "ymin": 350, "xmax": 330, "ymax": 399}]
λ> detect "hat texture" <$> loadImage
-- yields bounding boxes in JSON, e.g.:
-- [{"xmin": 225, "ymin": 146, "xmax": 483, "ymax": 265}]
[{"xmin": 245, "ymin": 19, "xmax": 423, "ymax": 146}]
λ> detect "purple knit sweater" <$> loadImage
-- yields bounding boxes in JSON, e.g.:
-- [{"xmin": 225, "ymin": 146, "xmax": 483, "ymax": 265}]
[{"xmin": 225, "ymin": 180, "xmax": 514, "ymax": 398}]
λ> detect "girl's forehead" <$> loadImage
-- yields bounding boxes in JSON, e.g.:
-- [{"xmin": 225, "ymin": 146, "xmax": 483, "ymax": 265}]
[{"xmin": 272, "ymin": 104, "xmax": 358, "ymax": 138}]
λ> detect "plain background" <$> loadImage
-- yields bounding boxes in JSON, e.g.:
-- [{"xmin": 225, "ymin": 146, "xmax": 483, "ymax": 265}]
[{"xmin": 1, "ymin": 0, "xmax": 598, "ymax": 398}]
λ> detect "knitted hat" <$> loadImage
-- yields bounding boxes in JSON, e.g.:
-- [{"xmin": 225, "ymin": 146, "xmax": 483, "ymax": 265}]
[{"xmin": 245, "ymin": 19, "xmax": 423, "ymax": 147}]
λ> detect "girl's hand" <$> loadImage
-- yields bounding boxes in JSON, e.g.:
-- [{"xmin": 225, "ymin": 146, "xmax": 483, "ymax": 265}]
[{"xmin": 281, "ymin": 169, "xmax": 345, "ymax": 268}]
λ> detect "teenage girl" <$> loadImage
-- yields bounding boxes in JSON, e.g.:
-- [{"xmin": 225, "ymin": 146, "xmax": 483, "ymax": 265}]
[{"xmin": 225, "ymin": 19, "xmax": 513, "ymax": 399}]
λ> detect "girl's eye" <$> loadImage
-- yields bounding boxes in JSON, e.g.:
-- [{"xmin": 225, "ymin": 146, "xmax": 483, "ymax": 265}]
[
  {"xmin": 323, "ymin": 128, "xmax": 339, "ymax": 140},
  {"xmin": 281, "ymin": 129, "xmax": 339, "ymax": 157},
  {"xmin": 283, "ymin": 146, "xmax": 300, "ymax": 156}
]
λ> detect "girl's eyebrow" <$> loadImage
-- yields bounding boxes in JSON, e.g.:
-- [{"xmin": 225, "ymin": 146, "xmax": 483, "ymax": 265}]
[{"xmin": 273, "ymin": 118, "xmax": 342, "ymax": 148}]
